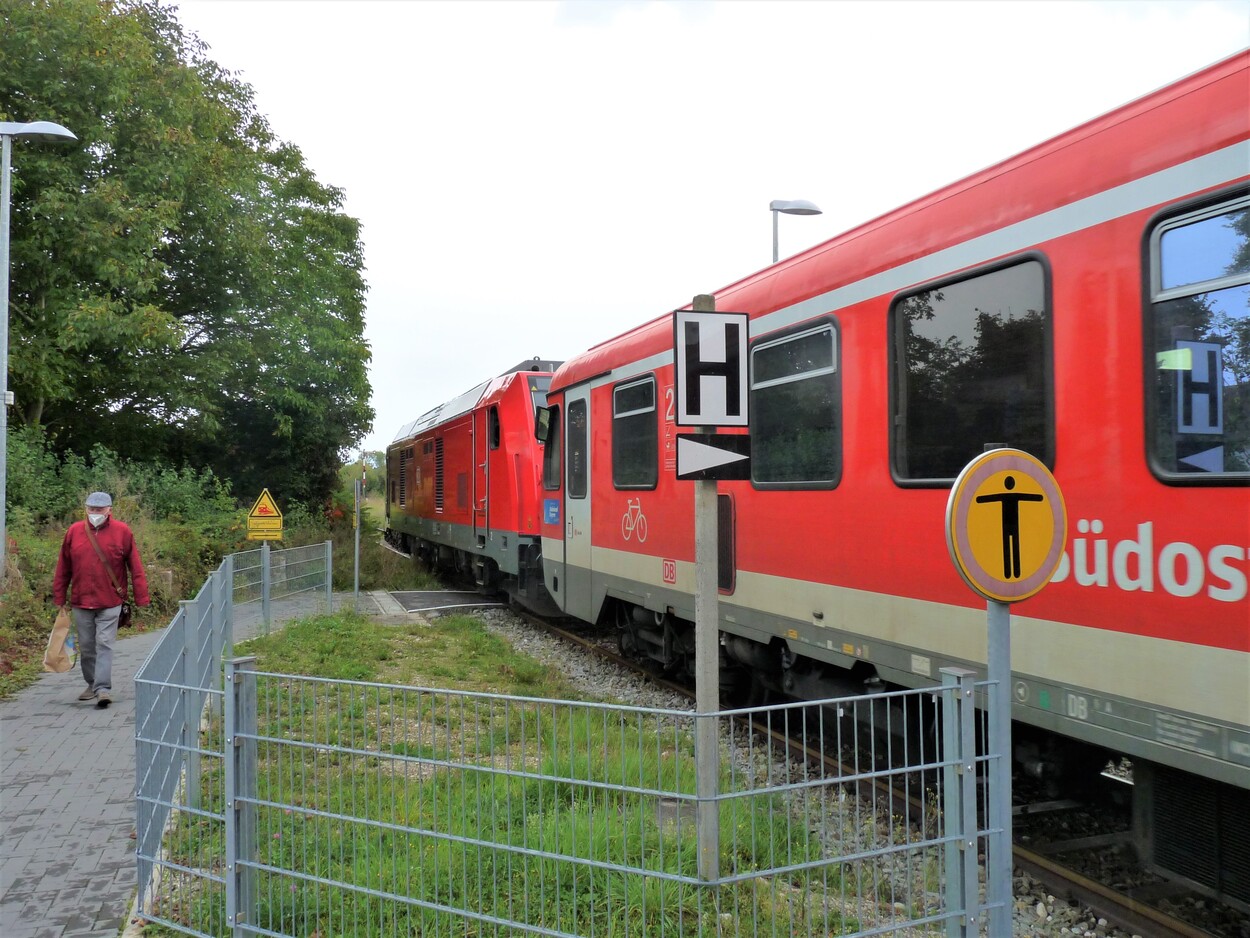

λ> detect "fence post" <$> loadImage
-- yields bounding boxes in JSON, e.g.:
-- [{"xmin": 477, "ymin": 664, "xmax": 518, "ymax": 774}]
[
  {"xmin": 180, "ymin": 597, "xmax": 201, "ymax": 811},
  {"xmin": 941, "ymin": 667, "xmax": 979, "ymax": 938},
  {"xmin": 224, "ymin": 656, "xmax": 258, "ymax": 937},
  {"xmin": 221, "ymin": 553, "xmax": 235, "ymax": 662},
  {"xmin": 261, "ymin": 540, "xmax": 271, "ymax": 632},
  {"xmin": 324, "ymin": 539, "xmax": 333, "ymax": 612}
]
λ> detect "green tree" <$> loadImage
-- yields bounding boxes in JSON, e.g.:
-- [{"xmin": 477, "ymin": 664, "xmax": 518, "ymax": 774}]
[{"xmin": 0, "ymin": 0, "xmax": 372, "ymax": 506}]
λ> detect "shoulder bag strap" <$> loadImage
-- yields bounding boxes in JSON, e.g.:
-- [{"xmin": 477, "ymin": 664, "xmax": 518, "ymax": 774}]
[{"xmin": 83, "ymin": 522, "xmax": 127, "ymax": 599}]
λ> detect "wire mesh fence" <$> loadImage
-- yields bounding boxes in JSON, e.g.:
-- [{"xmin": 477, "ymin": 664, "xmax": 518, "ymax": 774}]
[
  {"xmin": 134, "ymin": 543, "xmax": 333, "ymax": 933},
  {"xmin": 138, "ymin": 647, "xmax": 997, "ymax": 937}
]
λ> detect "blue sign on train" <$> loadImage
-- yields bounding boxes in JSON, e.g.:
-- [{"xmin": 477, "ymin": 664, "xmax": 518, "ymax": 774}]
[{"xmin": 544, "ymin": 499, "xmax": 561, "ymax": 525}]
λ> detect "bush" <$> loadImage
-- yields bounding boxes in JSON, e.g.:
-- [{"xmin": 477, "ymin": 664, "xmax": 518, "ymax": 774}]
[{"xmin": 0, "ymin": 432, "xmax": 438, "ymax": 697}]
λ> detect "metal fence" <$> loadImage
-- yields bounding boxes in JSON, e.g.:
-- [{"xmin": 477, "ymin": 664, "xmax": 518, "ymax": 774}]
[
  {"xmin": 136, "ymin": 597, "xmax": 1003, "ymax": 938},
  {"xmin": 134, "ymin": 542, "xmax": 334, "ymax": 922}
]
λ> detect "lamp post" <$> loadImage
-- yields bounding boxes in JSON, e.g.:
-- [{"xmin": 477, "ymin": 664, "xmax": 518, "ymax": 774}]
[
  {"xmin": 770, "ymin": 198, "xmax": 822, "ymax": 264},
  {"xmin": 1, "ymin": 120, "xmax": 77, "ymax": 580}
]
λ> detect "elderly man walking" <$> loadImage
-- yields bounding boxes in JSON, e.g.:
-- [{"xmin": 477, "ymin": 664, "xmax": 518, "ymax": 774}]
[{"xmin": 52, "ymin": 491, "xmax": 150, "ymax": 709}]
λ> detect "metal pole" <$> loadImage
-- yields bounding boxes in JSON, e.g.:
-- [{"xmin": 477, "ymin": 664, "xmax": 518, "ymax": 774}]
[
  {"xmin": 353, "ymin": 478, "xmax": 361, "ymax": 611},
  {"xmin": 0, "ymin": 134, "xmax": 12, "ymax": 579},
  {"xmin": 260, "ymin": 540, "xmax": 271, "ymax": 632},
  {"xmin": 941, "ymin": 667, "xmax": 978, "ymax": 938},
  {"xmin": 224, "ymin": 656, "xmax": 257, "ymax": 937},
  {"xmin": 180, "ymin": 598, "xmax": 202, "ymax": 811},
  {"xmin": 987, "ymin": 599, "xmax": 1013, "ymax": 936},
  {"xmin": 771, "ymin": 208, "xmax": 779, "ymax": 264},
  {"xmin": 324, "ymin": 539, "xmax": 333, "ymax": 612},
  {"xmin": 691, "ymin": 293, "xmax": 720, "ymax": 882}
]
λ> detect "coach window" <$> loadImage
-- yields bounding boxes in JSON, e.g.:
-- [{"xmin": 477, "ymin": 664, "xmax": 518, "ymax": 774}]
[
  {"xmin": 892, "ymin": 259, "xmax": 1050, "ymax": 482},
  {"xmin": 1148, "ymin": 195, "xmax": 1250, "ymax": 481},
  {"xmin": 750, "ymin": 321, "xmax": 841, "ymax": 487},
  {"xmin": 568, "ymin": 400, "xmax": 588, "ymax": 498},
  {"xmin": 613, "ymin": 376, "xmax": 658, "ymax": 489},
  {"xmin": 542, "ymin": 406, "xmax": 562, "ymax": 491},
  {"xmin": 488, "ymin": 406, "xmax": 501, "ymax": 450}
]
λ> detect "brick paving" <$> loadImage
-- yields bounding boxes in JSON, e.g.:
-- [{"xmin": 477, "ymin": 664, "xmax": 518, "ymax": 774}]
[{"xmin": 0, "ymin": 590, "xmax": 408, "ymax": 938}]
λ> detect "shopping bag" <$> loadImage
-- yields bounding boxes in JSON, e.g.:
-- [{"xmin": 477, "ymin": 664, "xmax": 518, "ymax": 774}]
[{"xmin": 43, "ymin": 607, "xmax": 74, "ymax": 673}]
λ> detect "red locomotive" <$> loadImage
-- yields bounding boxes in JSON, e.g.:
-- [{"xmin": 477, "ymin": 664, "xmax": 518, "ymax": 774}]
[
  {"xmin": 385, "ymin": 358, "xmax": 561, "ymax": 613},
  {"xmin": 388, "ymin": 53, "xmax": 1249, "ymax": 906}
]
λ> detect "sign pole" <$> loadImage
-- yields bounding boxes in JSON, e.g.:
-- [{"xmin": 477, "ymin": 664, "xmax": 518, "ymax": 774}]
[
  {"xmin": 945, "ymin": 447, "xmax": 1066, "ymax": 937},
  {"xmin": 353, "ymin": 478, "xmax": 362, "ymax": 612},
  {"xmin": 691, "ymin": 293, "xmax": 720, "ymax": 882},
  {"xmin": 987, "ymin": 598, "xmax": 1012, "ymax": 937}
]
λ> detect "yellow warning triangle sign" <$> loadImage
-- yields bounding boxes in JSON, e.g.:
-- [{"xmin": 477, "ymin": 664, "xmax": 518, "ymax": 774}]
[{"xmin": 248, "ymin": 488, "xmax": 283, "ymax": 520}]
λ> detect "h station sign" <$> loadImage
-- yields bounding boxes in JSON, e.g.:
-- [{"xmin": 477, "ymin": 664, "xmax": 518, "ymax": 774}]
[
  {"xmin": 673, "ymin": 309, "xmax": 751, "ymax": 481},
  {"xmin": 673, "ymin": 310, "xmax": 749, "ymax": 427}
]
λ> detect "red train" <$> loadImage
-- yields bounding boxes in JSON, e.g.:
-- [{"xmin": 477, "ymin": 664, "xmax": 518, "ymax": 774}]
[
  {"xmin": 389, "ymin": 52, "xmax": 1249, "ymax": 906},
  {"xmin": 385, "ymin": 358, "xmax": 562, "ymax": 613}
]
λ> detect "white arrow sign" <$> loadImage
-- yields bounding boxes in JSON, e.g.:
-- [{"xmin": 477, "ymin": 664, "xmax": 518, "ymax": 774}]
[{"xmin": 676, "ymin": 434, "xmax": 751, "ymax": 480}]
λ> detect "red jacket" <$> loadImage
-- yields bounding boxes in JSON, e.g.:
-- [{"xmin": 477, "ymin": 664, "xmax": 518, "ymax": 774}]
[{"xmin": 53, "ymin": 517, "xmax": 151, "ymax": 609}]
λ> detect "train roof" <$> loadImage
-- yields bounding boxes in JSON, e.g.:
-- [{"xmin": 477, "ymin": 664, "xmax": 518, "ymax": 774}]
[
  {"xmin": 391, "ymin": 358, "xmax": 562, "ymax": 443},
  {"xmin": 550, "ymin": 49, "xmax": 1250, "ymax": 394}
]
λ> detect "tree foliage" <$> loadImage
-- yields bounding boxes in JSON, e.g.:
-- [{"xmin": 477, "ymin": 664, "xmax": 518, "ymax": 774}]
[{"xmin": 1, "ymin": 0, "xmax": 372, "ymax": 506}]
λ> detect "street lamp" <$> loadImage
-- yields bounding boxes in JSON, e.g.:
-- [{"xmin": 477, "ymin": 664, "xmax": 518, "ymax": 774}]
[
  {"xmin": 770, "ymin": 198, "xmax": 822, "ymax": 264},
  {"xmin": 1, "ymin": 120, "xmax": 77, "ymax": 580}
]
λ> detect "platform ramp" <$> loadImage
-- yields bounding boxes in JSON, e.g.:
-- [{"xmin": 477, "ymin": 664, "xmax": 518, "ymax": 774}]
[{"xmin": 389, "ymin": 590, "xmax": 506, "ymax": 613}]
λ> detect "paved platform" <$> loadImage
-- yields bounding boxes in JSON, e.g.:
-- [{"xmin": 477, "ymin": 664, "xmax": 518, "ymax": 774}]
[
  {"xmin": 389, "ymin": 589, "xmax": 506, "ymax": 613},
  {"xmin": 0, "ymin": 590, "xmax": 411, "ymax": 938}
]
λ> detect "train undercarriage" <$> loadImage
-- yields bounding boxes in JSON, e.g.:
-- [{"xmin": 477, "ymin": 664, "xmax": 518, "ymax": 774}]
[{"xmin": 607, "ymin": 594, "xmax": 1249, "ymax": 910}]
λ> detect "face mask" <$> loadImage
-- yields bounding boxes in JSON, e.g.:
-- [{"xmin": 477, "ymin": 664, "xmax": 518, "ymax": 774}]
[{"xmin": 88, "ymin": 513, "xmax": 107, "ymax": 527}]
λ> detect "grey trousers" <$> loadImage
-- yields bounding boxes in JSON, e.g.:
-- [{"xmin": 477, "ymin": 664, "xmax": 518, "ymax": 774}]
[{"xmin": 72, "ymin": 605, "xmax": 122, "ymax": 693}]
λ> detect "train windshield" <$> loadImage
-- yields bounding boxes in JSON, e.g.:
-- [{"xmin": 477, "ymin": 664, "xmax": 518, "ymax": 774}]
[{"xmin": 529, "ymin": 376, "xmax": 552, "ymax": 415}]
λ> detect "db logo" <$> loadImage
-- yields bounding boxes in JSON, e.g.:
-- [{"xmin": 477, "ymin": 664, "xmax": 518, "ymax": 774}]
[{"xmin": 662, "ymin": 559, "xmax": 677, "ymax": 584}]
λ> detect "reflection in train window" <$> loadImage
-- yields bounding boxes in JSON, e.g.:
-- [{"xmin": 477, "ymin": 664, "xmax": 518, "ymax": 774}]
[
  {"xmin": 750, "ymin": 322, "xmax": 841, "ymax": 488},
  {"xmin": 1149, "ymin": 196, "xmax": 1250, "ymax": 480},
  {"xmin": 613, "ymin": 376, "xmax": 658, "ymax": 489},
  {"xmin": 892, "ymin": 259, "xmax": 1051, "ymax": 481},
  {"xmin": 567, "ymin": 400, "xmax": 588, "ymax": 499}
]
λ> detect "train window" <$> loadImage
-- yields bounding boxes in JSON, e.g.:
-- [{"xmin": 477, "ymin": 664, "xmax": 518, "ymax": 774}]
[
  {"xmin": 542, "ymin": 405, "xmax": 561, "ymax": 490},
  {"xmin": 718, "ymin": 493, "xmax": 735, "ymax": 593},
  {"xmin": 488, "ymin": 406, "xmax": 501, "ymax": 450},
  {"xmin": 568, "ymin": 400, "xmax": 588, "ymax": 498},
  {"xmin": 530, "ymin": 376, "xmax": 552, "ymax": 415},
  {"xmin": 750, "ymin": 322, "xmax": 841, "ymax": 488},
  {"xmin": 612, "ymin": 376, "xmax": 658, "ymax": 489},
  {"xmin": 1148, "ymin": 195, "xmax": 1250, "ymax": 481},
  {"xmin": 892, "ymin": 259, "xmax": 1050, "ymax": 481}
]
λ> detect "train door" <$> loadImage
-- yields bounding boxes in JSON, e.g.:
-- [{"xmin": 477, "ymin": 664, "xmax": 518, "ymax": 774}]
[
  {"xmin": 473, "ymin": 407, "xmax": 489, "ymax": 546},
  {"xmin": 563, "ymin": 385, "xmax": 593, "ymax": 621}
]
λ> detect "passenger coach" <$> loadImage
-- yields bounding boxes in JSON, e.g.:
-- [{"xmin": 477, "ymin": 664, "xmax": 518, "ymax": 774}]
[{"xmin": 536, "ymin": 52, "xmax": 1250, "ymax": 904}]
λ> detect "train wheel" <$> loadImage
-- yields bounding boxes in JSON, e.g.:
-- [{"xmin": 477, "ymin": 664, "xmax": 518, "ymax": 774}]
[{"xmin": 615, "ymin": 603, "xmax": 637, "ymax": 657}]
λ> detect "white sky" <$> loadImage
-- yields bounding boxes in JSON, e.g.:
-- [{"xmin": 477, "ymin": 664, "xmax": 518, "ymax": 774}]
[{"xmin": 170, "ymin": 0, "xmax": 1250, "ymax": 454}]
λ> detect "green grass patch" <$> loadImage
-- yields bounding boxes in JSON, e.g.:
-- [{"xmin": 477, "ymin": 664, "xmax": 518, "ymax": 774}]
[{"xmin": 143, "ymin": 610, "xmax": 875, "ymax": 937}]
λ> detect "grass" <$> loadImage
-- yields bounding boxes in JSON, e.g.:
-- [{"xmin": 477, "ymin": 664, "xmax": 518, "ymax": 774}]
[{"xmin": 139, "ymin": 610, "xmax": 889, "ymax": 938}]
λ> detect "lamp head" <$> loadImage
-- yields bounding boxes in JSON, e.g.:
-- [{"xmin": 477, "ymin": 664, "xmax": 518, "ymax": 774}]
[
  {"xmin": 769, "ymin": 199, "xmax": 822, "ymax": 216},
  {"xmin": 0, "ymin": 121, "xmax": 77, "ymax": 143}
]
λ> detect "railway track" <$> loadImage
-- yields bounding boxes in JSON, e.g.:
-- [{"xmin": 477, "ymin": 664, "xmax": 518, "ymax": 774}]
[{"xmin": 508, "ymin": 608, "xmax": 1229, "ymax": 938}]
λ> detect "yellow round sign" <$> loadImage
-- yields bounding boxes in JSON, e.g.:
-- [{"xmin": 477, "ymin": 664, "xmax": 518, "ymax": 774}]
[{"xmin": 945, "ymin": 449, "xmax": 1066, "ymax": 603}]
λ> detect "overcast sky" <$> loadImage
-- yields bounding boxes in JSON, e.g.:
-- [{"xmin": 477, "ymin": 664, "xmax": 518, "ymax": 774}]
[{"xmin": 171, "ymin": 0, "xmax": 1249, "ymax": 454}]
